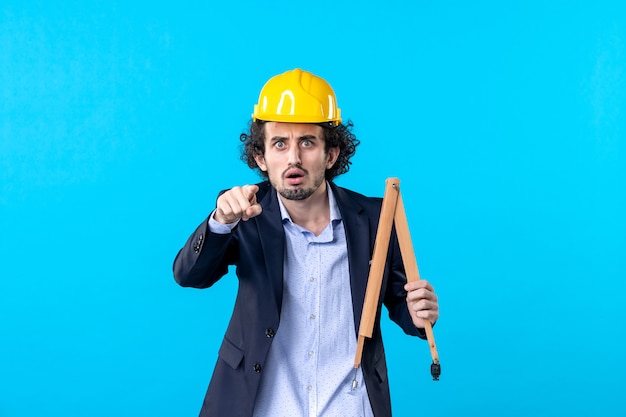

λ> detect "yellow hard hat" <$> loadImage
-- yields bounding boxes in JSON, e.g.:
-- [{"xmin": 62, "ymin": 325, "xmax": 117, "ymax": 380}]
[{"xmin": 252, "ymin": 68, "xmax": 342, "ymax": 125}]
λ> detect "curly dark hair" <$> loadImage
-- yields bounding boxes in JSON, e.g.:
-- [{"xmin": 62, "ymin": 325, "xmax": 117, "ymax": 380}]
[{"xmin": 239, "ymin": 120, "xmax": 360, "ymax": 181}]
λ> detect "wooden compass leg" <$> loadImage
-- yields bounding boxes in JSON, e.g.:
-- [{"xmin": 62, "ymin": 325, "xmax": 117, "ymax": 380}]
[
  {"xmin": 354, "ymin": 178, "xmax": 399, "ymax": 369},
  {"xmin": 394, "ymin": 189, "xmax": 440, "ymax": 370}
]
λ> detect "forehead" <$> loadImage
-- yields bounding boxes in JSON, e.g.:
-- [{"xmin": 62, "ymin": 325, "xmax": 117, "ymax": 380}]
[{"xmin": 264, "ymin": 122, "xmax": 324, "ymax": 139}]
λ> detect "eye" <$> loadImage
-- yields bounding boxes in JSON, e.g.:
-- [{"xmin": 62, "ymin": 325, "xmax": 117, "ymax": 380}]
[
  {"xmin": 301, "ymin": 139, "xmax": 313, "ymax": 148},
  {"xmin": 274, "ymin": 140, "xmax": 285, "ymax": 149}
]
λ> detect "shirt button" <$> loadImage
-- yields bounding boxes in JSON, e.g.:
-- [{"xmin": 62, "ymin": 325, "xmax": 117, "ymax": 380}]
[
  {"xmin": 265, "ymin": 328, "xmax": 275, "ymax": 338},
  {"xmin": 253, "ymin": 363, "xmax": 262, "ymax": 373},
  {"xmin": 309, "ymin": 277, "xmax": 315, "ymax": 282},
  {"xmin": 307, "ymin": 385, "xmax": 313, "ymax": 391},
  {"xmin": 308, "ymin": 350, "xmax": 314, "ymax": 356},
  {"xmin": 309, "ymin": 314, "xmax": 315, "ymax": 319}
]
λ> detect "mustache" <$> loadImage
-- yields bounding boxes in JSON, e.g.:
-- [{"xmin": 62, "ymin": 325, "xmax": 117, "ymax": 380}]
[{"xmin": 282, "ymin": 164, "xmax": 309, "ymax": 178}]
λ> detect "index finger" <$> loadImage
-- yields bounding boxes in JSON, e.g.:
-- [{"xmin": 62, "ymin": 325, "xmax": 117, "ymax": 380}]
[{"xmin": 242, "ymin": 184, "xmax": 259, "ymax": 202}]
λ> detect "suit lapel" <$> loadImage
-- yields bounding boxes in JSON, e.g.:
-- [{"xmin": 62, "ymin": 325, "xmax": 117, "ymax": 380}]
[
  {"xmin": 331, "ymin": 184, "xmax": 372, "ymax": 335},
  {"xmin": 255, "ymin": 184, "xmax": 285, "ymax": 314}
]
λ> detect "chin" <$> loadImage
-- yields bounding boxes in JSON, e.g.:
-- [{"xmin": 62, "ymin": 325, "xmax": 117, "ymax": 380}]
[{"xmin": 279, "ymin": 187, "xmax": 314, "ymax": 201}]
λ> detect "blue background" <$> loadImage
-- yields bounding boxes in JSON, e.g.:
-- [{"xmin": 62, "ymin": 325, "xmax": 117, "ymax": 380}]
[{"xmin": 1, "ymin": 1, "xmax": 625, "ymax": 416}]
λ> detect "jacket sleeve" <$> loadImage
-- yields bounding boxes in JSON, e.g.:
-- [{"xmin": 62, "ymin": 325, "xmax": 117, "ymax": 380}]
[{"xmin": 172, "ymin": 217, "xmax": 239, "ymax": 289}]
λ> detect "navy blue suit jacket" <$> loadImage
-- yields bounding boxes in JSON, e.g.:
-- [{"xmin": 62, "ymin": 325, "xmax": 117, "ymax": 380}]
[{"xmin": 173, "ymin": 181, "xmax": 423, "ymax": 417}]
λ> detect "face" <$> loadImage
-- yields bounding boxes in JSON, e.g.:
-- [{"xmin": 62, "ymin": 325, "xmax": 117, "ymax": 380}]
[{"xmin": 254, "ymin": 122, "xmax": 339, "ymax": 201}]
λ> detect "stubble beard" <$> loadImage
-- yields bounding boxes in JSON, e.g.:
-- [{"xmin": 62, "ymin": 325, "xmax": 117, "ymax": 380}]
[{"xmin": 274, "ymin": 167, "xmax": 326, "ymax": 201}]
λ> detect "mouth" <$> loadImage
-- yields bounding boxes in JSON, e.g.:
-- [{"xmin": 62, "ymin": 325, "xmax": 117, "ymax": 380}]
[{"xmin": 284, "ymin": 168, "xmax": 306, "ymax": 186}]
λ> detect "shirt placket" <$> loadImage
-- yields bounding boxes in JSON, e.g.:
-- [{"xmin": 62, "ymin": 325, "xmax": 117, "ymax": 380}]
[{"xmin": 305, "ymin": 237, "xmax": 321, "ymax": 417}]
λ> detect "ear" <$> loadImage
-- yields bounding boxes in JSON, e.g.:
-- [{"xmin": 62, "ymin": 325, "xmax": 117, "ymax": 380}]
[
  {"xmin": 326, "ymin": 147, "xmax": 340, "ymax": 169},
  {"xmin": 254, "ymin": 154, "xmax": 267, "ymax": 172}
]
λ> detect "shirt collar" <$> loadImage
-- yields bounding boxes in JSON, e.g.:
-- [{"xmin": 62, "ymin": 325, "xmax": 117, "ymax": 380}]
[{"xmin": 277, "ymin": 182, "xmax": 342, "ymax": 224}]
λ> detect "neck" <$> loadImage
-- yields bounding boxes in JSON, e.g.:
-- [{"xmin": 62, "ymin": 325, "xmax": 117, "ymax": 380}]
[{"xmin": 280, "ymin": 182, "xmax": 331, "ymax": 236}]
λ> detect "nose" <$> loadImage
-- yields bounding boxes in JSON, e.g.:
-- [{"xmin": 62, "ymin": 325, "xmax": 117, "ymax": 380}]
[{"xmin": 287, "ymin": 144, "xmax": 301, "ymax": 165}]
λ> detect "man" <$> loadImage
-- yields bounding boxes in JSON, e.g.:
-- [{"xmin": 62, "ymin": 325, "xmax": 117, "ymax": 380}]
[{"xmin": 173, "ymin": 68, "xmax": 439, "ymax": 417}]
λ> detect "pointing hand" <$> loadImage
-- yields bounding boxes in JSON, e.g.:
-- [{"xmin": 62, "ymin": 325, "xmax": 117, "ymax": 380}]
[{"xmin": 214, "ymin": 185, "xmax": 262, "ymax": 224}]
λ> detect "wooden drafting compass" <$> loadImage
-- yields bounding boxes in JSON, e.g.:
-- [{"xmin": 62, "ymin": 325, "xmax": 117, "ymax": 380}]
[{"xmin": 353, "ymin": 178, "xmax": 440, "ymax": 388}]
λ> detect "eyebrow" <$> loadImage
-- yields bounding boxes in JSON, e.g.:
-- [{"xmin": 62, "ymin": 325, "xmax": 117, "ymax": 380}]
[{"xmin": 270, "ymin": 134, "xmax": 319, "ymax": 142}]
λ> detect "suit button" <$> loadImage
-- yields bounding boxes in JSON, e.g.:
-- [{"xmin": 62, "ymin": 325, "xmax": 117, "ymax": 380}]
[
  {"xmin": 265, "ymin": 328, "xmax": 275, "ymax": 338},
  {"xmin": 253, "ymin": 363, "xmax": 262, "ymax": 373},
  {"xmin": 194, "ymin": 234, "xmax": 204, "ymax": 253}
]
